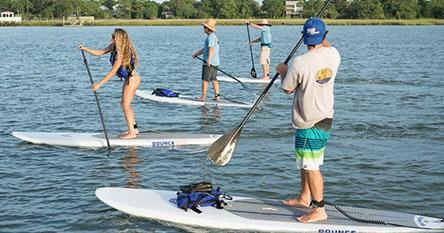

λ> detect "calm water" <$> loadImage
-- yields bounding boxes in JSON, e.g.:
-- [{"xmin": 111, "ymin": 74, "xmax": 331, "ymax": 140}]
[{"xmin": 0, "ymin": 25, "xmax": 443, "ymax": 232}]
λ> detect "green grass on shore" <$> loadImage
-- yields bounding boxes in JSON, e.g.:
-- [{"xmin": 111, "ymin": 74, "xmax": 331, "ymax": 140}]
[{"xmin": 1, "ymin": 18, "xmax": 443, "ymax": 27}]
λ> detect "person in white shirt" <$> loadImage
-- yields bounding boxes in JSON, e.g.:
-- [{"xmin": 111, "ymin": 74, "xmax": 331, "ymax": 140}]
[{"xmin": 276, "ymin": 17, "xmax": 341, "ymax": 223}]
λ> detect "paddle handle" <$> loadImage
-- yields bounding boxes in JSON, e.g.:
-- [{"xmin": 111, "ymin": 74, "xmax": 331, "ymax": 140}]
[
  {"xmin": 81, "ymin": 50, "xmax": 111, "ymax": 149},
  {"xmin": 246, "ymin": 23, "xmax": 255, "ymax": 68},
  {"xmin": 236, "ymin": 0, "xmax": 332, "ymax": 130}
]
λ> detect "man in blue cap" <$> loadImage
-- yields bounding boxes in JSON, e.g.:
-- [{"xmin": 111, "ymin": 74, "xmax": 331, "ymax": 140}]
[{"xmin": 276, "ymin": 17, "xmax": 341, "ymax": 223}]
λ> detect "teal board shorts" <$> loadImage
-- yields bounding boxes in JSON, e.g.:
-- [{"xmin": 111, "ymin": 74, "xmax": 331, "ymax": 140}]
[{"xmin": 295, "ymin": 118, "xmax": 332, "ymax": 170}]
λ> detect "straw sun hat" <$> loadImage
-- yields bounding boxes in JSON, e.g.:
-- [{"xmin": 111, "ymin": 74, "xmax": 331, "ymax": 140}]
[
  {"xmin": 202, "ymin": 18, "xmax": 217, "ymax": 32},
  {"xmin": 258, "ymin": 18, "xmax": 271, "ymax": 26}
]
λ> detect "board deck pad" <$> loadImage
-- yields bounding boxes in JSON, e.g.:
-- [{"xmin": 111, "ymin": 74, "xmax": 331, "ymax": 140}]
[
  {"xmin": 225, "ymin": 198, "xmax": 424, "ymax": 229},
  {"xmin": 96, "ymin": 188, "xmax": 444, "ymax": 232},
  {"xmin": 12, "ymin": 132, "xmax": 221, "ymax": 148},
  {"xmin": 136, "ymin": 90, "xmax": 253, "ymax": 108}
]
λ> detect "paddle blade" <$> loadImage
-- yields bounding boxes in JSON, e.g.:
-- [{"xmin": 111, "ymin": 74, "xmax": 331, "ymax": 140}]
[
  {"xmin": 250, "ymin": 67, "xmax": 257, "ymax": 78},
  {"xmin": 208, "ymin": 128, "xmax": 241, "ymax": 166}
]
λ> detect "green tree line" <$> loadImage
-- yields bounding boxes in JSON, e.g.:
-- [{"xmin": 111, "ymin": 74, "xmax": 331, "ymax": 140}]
[{"xmin": 1, "ymin": 0, "xmax": 443, "ymax": 20}]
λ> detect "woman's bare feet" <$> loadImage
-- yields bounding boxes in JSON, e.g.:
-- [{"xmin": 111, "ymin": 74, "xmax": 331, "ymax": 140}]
[
  {"xmin": 199, "ymin": 96, "xmax": 206, "ymax": 101},
  {"xmin": 282, "ymin": 197, "xmax": 311, "ymax": 207},
  {"xmin": 297, "ymin": 207, "xmax": 328, "ymax": 223}
]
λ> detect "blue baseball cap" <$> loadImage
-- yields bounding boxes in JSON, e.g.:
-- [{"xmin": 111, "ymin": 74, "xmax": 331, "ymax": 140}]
[{"xmin": 302, "ymin": 17, "xmax": 326, "ymax": 45}]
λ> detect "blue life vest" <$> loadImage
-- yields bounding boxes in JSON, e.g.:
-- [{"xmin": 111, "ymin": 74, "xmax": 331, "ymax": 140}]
[
  {"xmin": 152, "ymin": 88, "xmax": 179, "ymax": 97},
  {"xmin": 109, "ymin": 50, "xmax": 135, "ymax": 80},
  {"xmin": 174, "ymin": 182, "xmax": 232, "ymax": 214}
]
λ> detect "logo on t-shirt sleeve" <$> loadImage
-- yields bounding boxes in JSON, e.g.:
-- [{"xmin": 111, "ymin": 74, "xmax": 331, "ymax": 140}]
[{"xmin": 316, "ymin": 68, "xmax": 333, "ymax": 84}]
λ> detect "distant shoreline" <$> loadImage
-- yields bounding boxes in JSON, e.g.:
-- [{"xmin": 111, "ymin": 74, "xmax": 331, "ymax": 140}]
[{"xmin": 1, "ymin": 18, "xmax": 443, "ymax": 27}]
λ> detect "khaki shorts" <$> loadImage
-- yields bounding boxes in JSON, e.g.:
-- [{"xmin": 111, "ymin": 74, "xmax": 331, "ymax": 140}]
[{"xmin": 260, "ymin": 46, "xmax": 271, "ymax": 65}]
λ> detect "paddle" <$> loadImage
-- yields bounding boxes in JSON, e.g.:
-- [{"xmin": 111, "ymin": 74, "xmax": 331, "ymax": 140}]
[
  {"xmin": 81, "ymin": 50, "xmax": 111, "ymax": 149},
  {"xmin": 194, "ymin": 56, "xmax": 249, "ymax": 90},
  {"xmin": 246, "ymin": 23, "xmax": 257, "ymax": 78},
  {"xmin": 208, "ymin": 0, "xmax": 333, "ymax": 166}
]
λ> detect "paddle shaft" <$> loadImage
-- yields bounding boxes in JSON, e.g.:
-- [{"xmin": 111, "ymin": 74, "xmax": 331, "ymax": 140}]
[
  {"xmin": 81, "ymin": 50, "xmax": 111, "ymax": 149},
  {"xmin": 233, "ymin": 0, "xmax": 333, "ymax": 140},
  {"xmin": 246, "ymin": 24, "xmax": 256, "ymax": 74},
  {"xmin": 195, "ymin": 56, "xmax": 248, "ymax": 89}
]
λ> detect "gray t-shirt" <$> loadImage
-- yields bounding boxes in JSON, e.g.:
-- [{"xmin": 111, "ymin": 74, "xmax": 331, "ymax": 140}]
[{"xmin": 281, "ymin": 47, "xmax": 341, "ymax": 129}]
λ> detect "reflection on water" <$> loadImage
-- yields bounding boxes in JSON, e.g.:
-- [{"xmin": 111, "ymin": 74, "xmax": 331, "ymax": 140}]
[
  {"xmin": 198, "ymin": 106, "xmax": 220, "ymax": 183},
  {"xmin": 199, "ymin": 106, "xmax": 221, "ymax": 130},
  {"xmin": 197, "ymin": 152, "xmax": 214, "ymax": 184},
  {"xmin": 196, "ymin": 105, "xmax": 220, "ymax": 182},
  {"xmin": 122, "ymin": 147, "xmax": 141, "ymax": 189}
]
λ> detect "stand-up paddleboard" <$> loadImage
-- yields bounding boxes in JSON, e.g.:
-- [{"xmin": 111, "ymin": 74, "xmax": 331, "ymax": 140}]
[
  {"xmin": 96, "ymin": 188, "xmax": 444, "ymax": 233},
  {"xmin": 217, "ymin": 75, "xmax": 279, "ymax": 84},
  {"xmin": 136, "ymin": 90, "xmax": 253, "ymax": 108},
  {"xmin": 12, "ymin": 132, "xmax": 221, "ymax": 148}
]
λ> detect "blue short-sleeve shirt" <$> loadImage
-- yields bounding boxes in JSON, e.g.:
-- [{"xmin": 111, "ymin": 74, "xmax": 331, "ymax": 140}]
[
  {"xmin": 203, "ymin": 33, "xmax": 220, "ymax": 66},
  {"xmin": 261, "ymin": 26, "xmax": 272, "ymax": 48}
]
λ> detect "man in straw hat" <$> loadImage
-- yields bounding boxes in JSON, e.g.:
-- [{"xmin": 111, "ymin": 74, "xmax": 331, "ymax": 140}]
[
  {"xmin": 246, "ymin": 19, "xmax": 272, "ymax": 80},
  {"xmin": 276, "ymin": 17, "xmax": 341, "ymax": 223},
  {"xmin": 192, "ymin": 18, "xmax": 221, "ymax": 101}
]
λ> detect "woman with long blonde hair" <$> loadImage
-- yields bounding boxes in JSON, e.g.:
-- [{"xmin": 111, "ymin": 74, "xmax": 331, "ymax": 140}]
[{"xmin": 79, "ymin": 28, "xmax": 141, "ymax": 139}]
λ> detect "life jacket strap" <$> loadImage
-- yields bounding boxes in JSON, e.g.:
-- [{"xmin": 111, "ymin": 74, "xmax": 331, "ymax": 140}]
[{"xmin": 190, "ymin": 206, "xmax": 202, "ymax": 214}]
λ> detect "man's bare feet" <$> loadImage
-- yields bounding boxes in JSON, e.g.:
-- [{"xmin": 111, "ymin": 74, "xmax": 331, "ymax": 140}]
[
  {"xmin": 282, "ymin": 197, "xmax": 310, "ymax": 207},
  {"xmin": 213, "ymin": 94, "xmax": 220, "ymax": 101},
  {"xmin": 119, "ymin": 132, "xmax": 136, "ymax": 139},
  {"xmin": 198, "ymin": 96, "xmax": 206, "ymax": 101},
  {"xmin": 297, "ymin": 207, "xmax": 328, "ymax": 223}
]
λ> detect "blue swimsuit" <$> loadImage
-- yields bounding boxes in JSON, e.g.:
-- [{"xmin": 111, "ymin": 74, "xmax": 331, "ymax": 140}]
[{"xmin": 109, "ymin": 50, "xmax": 134, "ymax": 80}]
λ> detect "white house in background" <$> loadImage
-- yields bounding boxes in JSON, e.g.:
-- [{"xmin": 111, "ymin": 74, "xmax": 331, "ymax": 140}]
[
  {"xmin": 0, "ymin": 11, "xmax": 22, "ymax": 23},
  {"xmin": 99, "ymin": 5, "xmax": 110, "ymax": 11},
  {"xmin": 161, "ymin": 10, "xmax": 174, "ymax": 19},
  {"xmin": 285, "ymin": 1, "xmax": 304, "ymax": 18}
]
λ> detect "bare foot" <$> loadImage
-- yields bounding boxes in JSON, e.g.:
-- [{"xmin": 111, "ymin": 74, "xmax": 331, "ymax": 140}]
[
  {"xmin": 119, "ymin": 132, "xmax": 136, "ymax": 139},
  {"xmin": 282, "ymin": 197, "xmax": 310, "ymax": 207},
  {"xmin": 198, "ymin": 96, "xmax": 206, "ymax": 101},
  {"xmin": 213, "ymin": 96, "xmax": 220, "ymax": 101},
  {"xmin": 120, "ymin": 129, "xmax": 139, "ymax": 136},
  {"xmin": 297, "ymin": 207, "xmax": 327, "ymax": 223}
]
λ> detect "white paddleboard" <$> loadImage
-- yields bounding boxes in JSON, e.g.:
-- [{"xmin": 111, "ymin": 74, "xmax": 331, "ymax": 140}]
[
  {"xmin": 96, "ymin": 187, "xmax": 444, "ymax": 233},
  {"xmin": 12, "ymin": 131, "xmax": 221, "ymax": 148},
  {"xmin": 136, "ymin": 90, "xmax": 253, "ymax": 108},
  {"xmin": 217, "ymin": 75, "xmax": 279, "ymax": 84}
]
